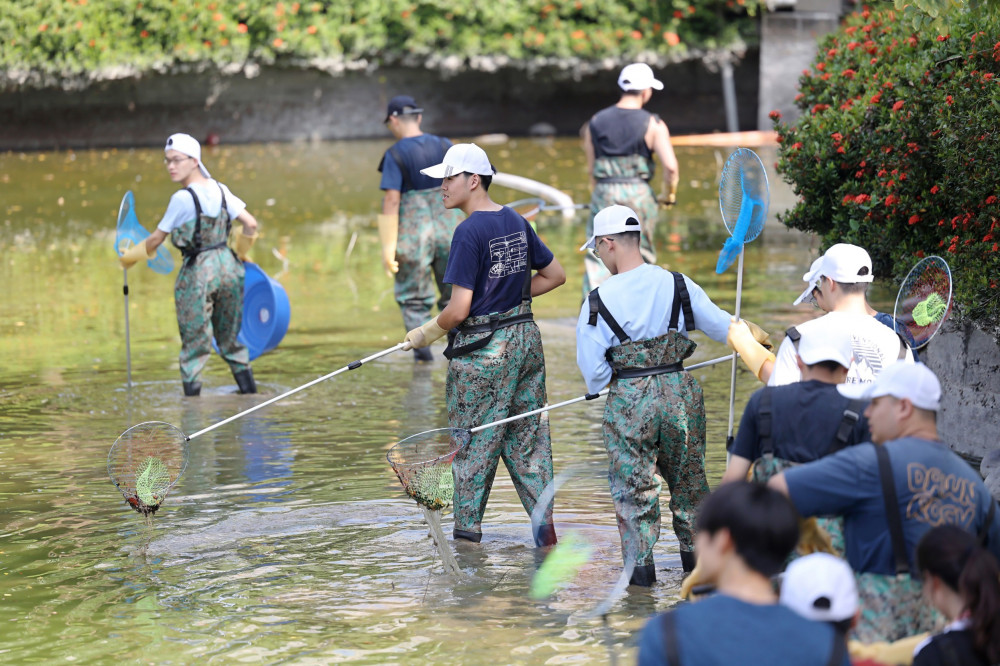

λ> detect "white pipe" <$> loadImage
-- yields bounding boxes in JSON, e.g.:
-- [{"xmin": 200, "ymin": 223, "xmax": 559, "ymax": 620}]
[{"xmin": 493, "ymin": 172, "xmax": 578, "ymax": 222}]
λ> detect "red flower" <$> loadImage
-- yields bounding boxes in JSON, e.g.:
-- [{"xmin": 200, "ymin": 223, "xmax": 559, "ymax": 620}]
[
  {"xmin": 237, "ymin": 23, "xmax": 248, "ymax": 33},
  {"xmin": 915, "ymin": 250, "xmax": 925, "ymax": 258},
  {"xmin": 848, "ymin": 41, "xmax": 860, "ymax": 50},
  {"xmin": 937, "ymin": 34, "xmax": 949, "ymax": 41},
  {"xmin": 674, "ymin": 10, "xmax": 684, "ymax": 18},
  {"xmin": 631, "ymin": 30, "xmax": 643, "ymax": 40},
  {"xmin": 811, "ymin": 103, "xmax": 830, "ymax": 114},
  {"xmin": 791, "ymin": 142, "xmax": 803, "ymax": 150},
  {"xmin": 892, "ymin": 100, "xmax": 905, "ymax": 111},
  {"xmin": 140, "ymin": 30, "xmax": 150, "ymax": 38},
  {"xmin": 946, "ymin": 95, "xmax": 953, "ymax": 105},
  {"xmin": 769, "ymin": 110, "xmax": 782, "ymax": 120},
  {"xmin": 854, "ymin": 194, "xmax": 871, "ymax": 204},
  {"xmin": 885, "ymin": 194, "xmax": 900, "ymax": 205},
  {"xmin": 908, "ymin": 214, "xmax": 920, "ymax": 225},
  {"xmin": 843, "ymin": 194, "xmax": 855, "ymax": 204},
  {"xmin": 827, "ymin": 48, "xmax": 838, "ymax": 58},
  {"xmin": 842, "ymin": 69, "xmax": 856, "ymax": 79},
  {"xmin": 986, "ymin": 195, "xmax": 998, "ymax": 204},
  {"xmin": 663, "ymin": 32, "xmax": 680, "ymax": 46},
  {"xmin": 930, "ymin": 185, "xmax": 940, "ymax": 194},
  {"xmin": 870, "ymin": 91, "xmax": 882, "ymax": 104},
  {"xmin": 817, "ymin": 62, "xmax": 826, "ymax": 71},
  {"xmin": 831, "ymin": 132, "xmax": 843, "ymax": 142},
  {"xmin": 836, "ymin": 146, "xmax": 846, "ymax": 154}
]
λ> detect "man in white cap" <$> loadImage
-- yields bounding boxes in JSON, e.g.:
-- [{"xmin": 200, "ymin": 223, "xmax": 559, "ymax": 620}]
[
  {"xmin": 576, "ymin": 204, "xmax": 754, "ymax": 585},
  {"xmin": 769, "ymin": 363, "xmax": 1000, "ymax": 642},
  {"xmin": 728, "ymin": 243, "xmax": 913, "ymax": 386},
  {"xmin": 118, "ymin": 132, "xmax": 259, "ymax": 396},
  {"xmin": 580, "ymin": 62, "xmax": 680, "ymax": 294},
  {"xmin": 376, "ymin": 95, "xmax": 462, "ymax": 362},
  {"xmin": 402, "ymin": 143, "xmax": 566, "ymax": 547}
]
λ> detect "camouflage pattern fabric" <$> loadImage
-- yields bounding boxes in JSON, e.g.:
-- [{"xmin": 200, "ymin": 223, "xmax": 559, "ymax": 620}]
[
  {"xmin": 584, "ymin": 155, "xmax": 659, "ymax": 295},
  {"xmin": 171, "ymin": 206, "xmax": 249, "ymax": 384},
  {"xmin": 396, "ymin": 187, "xmax": 462, "ymax": 332},
  {"xmin": 750, "ymin": 456, "xmax": 846, "ymax": 557},
  {"xmin": 445, "ymin": 304, "xmax": 554, "ymax": 538},
  {"xmin": 603, "ymin": 330, "xmax": 708, "ymax": 566},
  {"xmin": 853, "ymin": 572, "xmax": 942, "ymax": 643}
]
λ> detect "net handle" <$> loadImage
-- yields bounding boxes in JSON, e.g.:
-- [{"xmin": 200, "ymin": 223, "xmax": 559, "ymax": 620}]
[
  {"xmin": 468, "ymin": 352, "xmax": 734, "ymax": 434},
  {"xmin": 185, "ymin": 343, "xmax": 406, "ymax": 440}
]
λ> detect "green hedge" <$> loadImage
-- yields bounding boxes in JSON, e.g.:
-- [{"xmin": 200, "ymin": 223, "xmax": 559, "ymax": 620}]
[
  {"xmin": 772, "ymin": 7, "xmax": 1000, "ymax": 334},
  {"xmin": 0, "ymin": 0, "xmax": 756, "ymax": 88}
]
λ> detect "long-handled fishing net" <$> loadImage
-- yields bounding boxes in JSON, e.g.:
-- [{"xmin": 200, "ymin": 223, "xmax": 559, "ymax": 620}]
[
  {"xmin": 109, "ymin": 344, "xmax": 405, "ymax": 513},
  {"xmin": 715, "ymin": 148, "xmax": 770, "ymax": 452},
  {"xmin": 893, "ymin": 255, "xmax": 952, "ymax": 349}
]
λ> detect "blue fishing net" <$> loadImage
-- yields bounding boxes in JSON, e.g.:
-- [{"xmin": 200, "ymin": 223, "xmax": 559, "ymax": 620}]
[
  {"xmin": 716, "ymin": 148, "xmax": 769, "ymax": 274},
  {"xmin": 115, "ymin": 190, "xmax": 174, "ymax": 275}
]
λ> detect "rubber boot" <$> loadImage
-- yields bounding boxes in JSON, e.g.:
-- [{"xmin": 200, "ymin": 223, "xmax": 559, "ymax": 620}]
[
  {"xmin": 630, "ymin": 564, "xmax": 657, "ymax": 587},
  {"xmin": 533, "ymin": 524, "xmax": 557, "ymax": 547},
  {"xmin": 234, "ymin": 368, "xmax": 257, "ymax": 394},
  {"xmin": 413, "ymin": 347, "xmax": 433, "ymax": 363},
  {"xmin": 183, "ymin": 381, "xmax": 201, "ymax": 397},
  {"xmin": 454, "ymin": 528, "xmax": 482, "ymax": 543},
  {"xmin": 680, "ymin": 550, "xmax": 697, "ymax": 573}
]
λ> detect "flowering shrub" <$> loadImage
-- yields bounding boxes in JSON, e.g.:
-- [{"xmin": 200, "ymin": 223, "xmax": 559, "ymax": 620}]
[
  {"xmin": 773, "ymin": 7, "xmax": 1000, "ymax": 333},
  {"xmin": 0, "ymin": 0, "xmax": 758, "ymax": 88}
]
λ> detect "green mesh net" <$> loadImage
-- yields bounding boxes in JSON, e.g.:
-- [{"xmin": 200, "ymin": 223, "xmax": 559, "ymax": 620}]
[
  {"xmin": 108, "ymin": 421, "xmax": 189, "ymax": 516},
  {"xmin": 386, "ymin": 428, "xmax": 466, "ymax": 510}
]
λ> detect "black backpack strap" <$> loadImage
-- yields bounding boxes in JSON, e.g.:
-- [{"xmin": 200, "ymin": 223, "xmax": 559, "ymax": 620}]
[
  {"xmin": 831, "ymin": 399, "xmax": 864, "ymax": 453},
  {"xmin": 980, "ymin": 498, "xmax": 996, "ymax": 547},
  {"xmin": 785, "ymin": 325, "xmax": 802, "ymax": 350},
  {"xmin": 586, "ymin": 288, "xmax": 631, "ymax": 344},
  {"xmin": 660, "ymin": 611, "xmax": 681, "ymax": 666},
  {"xmin": 758, "ymin": 387, "xmax": 774, "ymax": 456},
  {"xmin": 521, "ymin": 218, "xmax": 533, "ymax": 303},
  {"xmin": 182, "ymin": 187, "xmax": 205, "ymax": 264},
  {"xmin": 826, "ymin": 629, "xmax": 847, "ymax": 666},
  {"xmin": 669, "ymin": 272, "xmax": 696, "ymax": 331},
  {"xmin": 874, "ymin": 445, "xmax": 910, "ymax": 575}
]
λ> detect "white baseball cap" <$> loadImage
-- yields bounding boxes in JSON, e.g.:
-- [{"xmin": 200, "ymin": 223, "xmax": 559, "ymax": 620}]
[
  {"xmin": 793, "ymin": 244, "xmax": 874, "ymax": 306},
  {"xmin": 165, "ymin": 133, "xmax": 211, "ymax": 178},
  {"xmin": 579, "ymin": 205, "xmax": 642, "ymax": 251},
  {"xmin": 420, "ymin": 143, "xmax": 496, "ymax": 179},
  {"xmin": 618, "ymin": 63, "xmax": 664, "ymax": 92},
  {"xmin": 780, "ymin": 553, "xmax": 858, "ymax": 623},
  {"xmin": 837, "ymin": 362, "xmax": 941, "ymax": 411},
  {"xmin": 796, "ymin": 325, "xmax": 853, "ymax": 369}
]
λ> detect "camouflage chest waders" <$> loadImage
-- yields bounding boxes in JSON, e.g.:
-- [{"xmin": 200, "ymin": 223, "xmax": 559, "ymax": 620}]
[
  {"xmin": 589, "ymin": 274, "xmax": 707, "ymax": 584},
  {"xmin": 396, "ymin": 187, "xmax": 462, "ymax": 332},
  {"xmin": 584, "ymin": 155, "xmax": 659, "ymax": 294},
  {"xmin": 170, "ymin": 186, "xmax": 250, "ymax": 390}
]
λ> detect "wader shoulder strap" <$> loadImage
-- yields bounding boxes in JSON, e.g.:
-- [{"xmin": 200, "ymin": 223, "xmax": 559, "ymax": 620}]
[
  {"xmin": 587, "ymin": 288, "xmax": 631, "ymax": 344},
  {"xmin": 521, "ymin": 217, "xmax": 533, "ymax": 303},
  {"xmin": 786, "ymin": 325, "xmax": 802, "ymax": 350},
  {"xmin": 874, "ymin": 445, "xmax": 911, "ymax": 575},
  {"xmin": 669, "ymin": 272, "xmax": 696, "ymax": 332},
  {"xmin": 660, "ymin": 611, "xmax": 681, "ymax": 666},
  {"xmin": 831, "ymin": 399, "xmax": 865, "ymax": 453},
  {"xmin": 758, "ymin": 387, "xmax": 774, "ymax": 456},
  {"xmin": 181, "ymin": 186, "xmax": 230, "ymax": 266},
  {"xmin": 980, "ymin": 498, "xmax": 996, "ymax": 546},
  {"xmin": 826, "ymin": 631, "xmax": 847, "ymax": 666}
]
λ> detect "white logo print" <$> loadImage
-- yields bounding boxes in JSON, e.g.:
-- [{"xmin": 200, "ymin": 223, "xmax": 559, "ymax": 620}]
[{"xmin": 488, "ymin": 231, "xmax": 527, "ymax": 279}]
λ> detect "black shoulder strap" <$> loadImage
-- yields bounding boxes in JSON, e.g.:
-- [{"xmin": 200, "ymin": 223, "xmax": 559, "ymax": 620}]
[
  {"xmin": 521, "ymin": 218, "xmax": 533, "ymax": 303},
  {"xmin": 826, "ymin": 630, "xmax": 847, "ymax": 666},
  {"xmin": 831, "ymin": 399, "xmax": 865, "ymax": 453},
  {"xmin": 387, "ymin": 145, "xmax": 412, "ymax": 191},
  {"xmin": 660, "ymin": 611, "xmax": 681, "ymax": 666},
  {"xmin": 758, "ymin": 387, "xmax": 774, "ymax": 456},
  {"xmin": 218, "ymin": 182, "xmax": 232, "ymax": 240},
  {"xmin": 185, "ymin": 187, "xmax": 204, "ymax": 251},
  {"xmin": 669, "ymin": 272, "xmax": 696, "ymax": 332},
  {"xmin": 587, "ymin": 288, "xmax": 630, "ymax": 344},
  {"xmin": 786, "ymin": 325, "xmax": 802, "ymax": 350},
  {"xmin": 874, "ymin": 445, "xmax": 911, "ymax": 575},
  {"xmin": 980, "ymin": 498, "xmax": 997, "ymax": 546},
  {"xmin": 897, "ymin": 334, "xmax": 909, "ymax": 360}
]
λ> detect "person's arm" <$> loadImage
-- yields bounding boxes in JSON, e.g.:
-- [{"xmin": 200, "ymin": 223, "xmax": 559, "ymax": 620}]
[
  {"xmin": 145, "ymin": 229, "xmax": 169, "ymax": 254},
  {"xmin": 647, "ymin": 116, "xmax": 679, "ymax": 204},
  {"xmin": 721, "ymin": 455, "xmax": 753, "ymax": 485},
  {"xmin": 769, "ymin": 445, "xmax": 871, "ymax": 517},
  {"xmin": 581, "ymin": 122, "xmax": 596, "ymax": 190},
  {"xmin": 768, "ymin": 472, "xmax": 790, "ymax": 497},
  {"xmin": 437, "ymin": 285, "xmax": 473, "ymax": 331},
  {"xmin": 576, "ymin": 300, "xmax": 613, "ymax": 394},
  {"xmin": 381, "ymin": 189, "xmax": 401, "ymax": 217},
  {"xmin": 531, "ymin": 257, "xmax": 566, "ymax": 297},
  {"xmin": 683, "ymin": 275, "xmax": 732, "ymax": 343},
  {"xmin": 766, "ymin": 337, "xmax": 800, "ymax": 386}
]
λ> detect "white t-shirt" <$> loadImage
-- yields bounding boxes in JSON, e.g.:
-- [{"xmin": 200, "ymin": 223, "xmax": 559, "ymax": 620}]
[
  {"xmin": 157, "ymin": 180, "xmax": 247, "ymax": 234},
  {"xmin": 768, "ymin": 310, "xmax": 914, "ymax": 386}
]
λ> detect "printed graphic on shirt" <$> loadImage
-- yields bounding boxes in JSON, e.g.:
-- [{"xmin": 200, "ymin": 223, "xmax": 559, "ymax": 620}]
[
  {"xmin": 906, "ymin": 462, "xmax": 977, "ymax": 528},
  {"xmin": 847, "ymin": 335, "xmax": 885, "ymax": 384},
  {"xmin": 489, "ymin": 231, "xmax": 528, "ymax": 279}
]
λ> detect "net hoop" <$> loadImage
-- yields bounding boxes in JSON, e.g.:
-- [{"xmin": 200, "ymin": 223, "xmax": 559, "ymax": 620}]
[
  {"xmin": 506, "ymin": 197, "xmax": 545, "ymax": 222},
  {"xmin": 893, "ymin": 255, "xmax": 953, "ymax": 349},
  {"xmin": 108, "ymin": 420, "xmax": 189, "ymax": 515},
  {"xmin": 386, "ymin": 428, "xmax": 466, "ymax": 510},
  {"xmin": 115, "ymin": 190, "xmax": 174, "ymax": 275},
  {"xmin": 718, "ymin": 147, "xmax": 769, "ymax": 244}
]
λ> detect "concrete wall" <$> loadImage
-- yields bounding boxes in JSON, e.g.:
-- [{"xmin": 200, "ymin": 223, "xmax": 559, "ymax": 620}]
[{"xmin": 0, "ymin": 54, "xmax": 759, "ymax": 150}]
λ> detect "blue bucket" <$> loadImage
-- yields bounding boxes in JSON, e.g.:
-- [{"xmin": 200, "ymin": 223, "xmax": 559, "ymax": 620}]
[{"xmin": 214, "ymin": 262, "xmax": 290, "ymax": 361}]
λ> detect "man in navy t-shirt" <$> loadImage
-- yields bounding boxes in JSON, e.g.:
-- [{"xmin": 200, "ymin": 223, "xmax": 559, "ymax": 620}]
[
  {"xmin": 377, "ymin": 95, "xmax": 462, "ymax": 362},
  {"xmin": 770, "ymin": 363, "xmax": 1000, "ymax": 642},
  {"xmin": 402, "ymin": 143, "xmax": 566, "ymax": 546}
]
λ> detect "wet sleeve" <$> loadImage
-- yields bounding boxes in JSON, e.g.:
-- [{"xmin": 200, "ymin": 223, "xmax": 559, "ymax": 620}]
[
  {"xmin": 379, "ymin": 150, "xmax": 404, "ymax": 191},
  {"xmin": 221, "ymin": 184, "xmax": 247, "ymax": 220},
  {"xmin": 156, "ymin": 190, "xmax": 197, "ymax": 234},
  {"xmin": 576, "ymin": 299, "xmax": 613, "ymax": 394},
  {"xmin": 684, "ymin": 275, "xmax": 731, "ymax": 343},
  {"xmin": 730, "ymin": 390, "xmax": 761, "ymax": 459},
  {"xmin": 784, "ymin": 445, "xmax": 873, "ymax": 518},
  {"xmin": 528, "ymin": 225, "xmax": 555, "ymax": 270},
  {"xmin": 442, "ymin": 226, "xmax": 479, "ymax": 290},
  {"xmin": 767, "ymin": 337, "xmax": 802, "ymax": 387}
]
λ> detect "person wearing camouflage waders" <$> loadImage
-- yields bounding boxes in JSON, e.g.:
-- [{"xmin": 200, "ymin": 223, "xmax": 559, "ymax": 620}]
[
  {"xmin": 402, "ymin": 143, "xmax": 566, "ymax": 547},
  {"xmin": 770, "ymin": 363, "xmax": 1000, "ymax": 643},
  {"xmin": 377, "ymin": 95, "xmax": 463, "ymax": 362},
  {"xmin": 580, "ymin": 63, "xmax": 679, "ymax": 295},
  {"xmin": 576, "ymin": 205, "xmax": 761, "ymax": 586},
  {"xmin": 119, "ymin": 133, "xmax": 259, "ymax": 396}
]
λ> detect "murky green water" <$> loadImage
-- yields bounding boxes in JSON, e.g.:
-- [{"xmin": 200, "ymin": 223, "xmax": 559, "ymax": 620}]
[{"xmin": 0, "ymin": 138, "xmax": 896, "ymax": 663}]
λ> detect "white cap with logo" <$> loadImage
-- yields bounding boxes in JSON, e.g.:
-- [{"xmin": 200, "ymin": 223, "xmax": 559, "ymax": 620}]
[
  {"xmin": 420, "ymin": 143, "xmax": 496, "ymax": 179},
  {"xmin": 796, "ymin": 325, "xmax": 853, "ymax": 369},
  {"xmin": 580, "ymin": 205, "xmax": 643, "ymax": 251},
  {"xmin": 793, "ymin": 243, "xmax": 874, "ymax": 306},
  {"xmin": 837, "ymin": 361, "xmax": 941, "ymax": 411},
  {"xmin": 165, "ymin": 133, "xmax": 211, "ymax": 178},
  {"xmin": 780, "ymin": 553, "xmax": 859, "ymax": 623},
  {"xmin": 618, "ymin": 63, "xmax": 664, "ymax": 92}
]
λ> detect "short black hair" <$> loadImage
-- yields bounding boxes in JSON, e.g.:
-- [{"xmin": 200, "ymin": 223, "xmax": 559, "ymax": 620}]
[
  {"xmin": 607, "ymin": 230, "xmax": 640, "ymax": 246},
  {"xmin": 461, "ymin": 172, "xmax": 492, "ymax": 191},
  {"xmin": 807, "ymin": 360, "xmax": 846, "ymax": 373},
  {"xmin": 833, "ymin": 280, "xmax": 870, "ymax": 296},
  {"xmin": 697, "ymin": 481, "xmax": 800, "ymax": 577}
]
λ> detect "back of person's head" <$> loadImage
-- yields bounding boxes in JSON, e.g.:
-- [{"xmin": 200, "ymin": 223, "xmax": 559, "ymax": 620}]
[
  {"xmin": 780, "ymin": 553, "xmax": 858, "ymax": 635},
  {"xmin": 697, "ymin": 481, "xmax": 800, "ymax": 577},
  {"xmin": 477, "ymin": 173, "xmax": 492, "ymax": 191},
  {"xmin": 608, "ymin": 230, "xmax": 640, "ymax": 247},
  {"xmin": 916, "ymin": 525, "xmax": 1000, "ymax": 663}
]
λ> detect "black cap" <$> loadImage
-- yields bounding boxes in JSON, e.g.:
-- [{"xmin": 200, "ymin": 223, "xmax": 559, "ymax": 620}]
[{"xmin": 384, "ymin": 95, "xmax": 424, "ymax": 123}]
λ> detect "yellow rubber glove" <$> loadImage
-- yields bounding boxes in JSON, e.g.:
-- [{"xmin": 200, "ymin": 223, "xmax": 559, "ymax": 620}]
[
  {"xmin": 727, "ymin": 319, "xmax": 776, "ymax": 381},
  {"xmin": 119, "ymin": 238, "xmax": 154, "ymax": 270},
  {"xmin": 377, "ymin": 213, "xmax": 399, "ymax": 276},
  {"xmin": 679, "ymin": 558, "xmax": 708, "ymax": 600},
  {"xmin": 659, "ymin": 182, "xmax": 678, "ymax": 207},
  {"xmin": 234, "ymin": 231, "xmax": 258, "ymax": 262},
  {"xmin": 744, "ymin": 319, "xmax": 773, "ymax": 350},
  {"xmin": 403, "ymin": 317, "xmax": 448, "ymax": 350},
  {"xmin": 796, "ymin": 517, "xmax": 835, "ymax": 556}
]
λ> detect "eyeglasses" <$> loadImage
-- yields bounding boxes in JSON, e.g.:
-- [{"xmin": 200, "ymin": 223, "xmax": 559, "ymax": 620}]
[
  {"xmin": 808, "ymin": 277, "xmax": 826, "ymax": 308},
  {"xmin": 163, "ymin": 156, "xmax": 193, "ymax": 166},
  {"xmin": 593, "ymin": 237, "xmax": 610, "ymax": 258}
]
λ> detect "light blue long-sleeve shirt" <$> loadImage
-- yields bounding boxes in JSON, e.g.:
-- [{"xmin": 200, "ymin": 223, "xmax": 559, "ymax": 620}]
[{"xmin": 575, "ymin": 264, "xmax": 732, "ymax": 394}]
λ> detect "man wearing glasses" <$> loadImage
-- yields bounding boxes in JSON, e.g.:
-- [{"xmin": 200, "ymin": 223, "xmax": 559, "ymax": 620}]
[{"xmin": 575, "ymin": 205, "xmax": 765, "ymax": 585}]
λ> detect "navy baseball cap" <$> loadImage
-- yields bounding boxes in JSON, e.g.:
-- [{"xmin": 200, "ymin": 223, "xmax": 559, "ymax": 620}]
[{"xmin": 384, "ymin": 95, "xmax": 423, "ymax": 122}]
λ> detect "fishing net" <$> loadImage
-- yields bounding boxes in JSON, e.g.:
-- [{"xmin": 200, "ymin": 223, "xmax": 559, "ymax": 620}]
[
  {"xmin": 115, "ymin": 190, "xmax": 174, "ymax": 275},
  {"xmin": 386, "ymin": 428, "xmax": 466, "ymax": 510},
  {"xmin": 893, "ymin": 255, "xmax": 952, "ymax": 349},
  {"xmin": 716, "ymin": 148, "xmax": 769, "ymax": 274},
  {"xmin": 108, "ymin": 421, "xmax": 189, "ymax": 516},
  {"xmin": 507, "ymin": 197, "xmax": 544, "ymax": 223}
]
